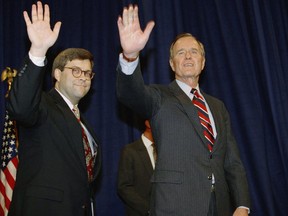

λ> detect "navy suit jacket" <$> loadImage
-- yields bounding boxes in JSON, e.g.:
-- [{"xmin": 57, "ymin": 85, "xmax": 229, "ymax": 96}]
[{"xmin": 6, "ymin": 57, "xmax": 101, "ymax": 216}]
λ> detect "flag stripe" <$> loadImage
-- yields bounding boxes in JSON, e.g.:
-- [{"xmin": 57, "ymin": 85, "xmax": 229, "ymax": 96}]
[
  {"xmin": 3, "ymin": 158, "xmax": 17, "ymax": 191},
  {"xmin": 0, "ymin": 173, "xmax": 11, "ymax": 215},
  {"xmin": 0, "ymin": 180, "xmax": 7, "ymax": 214}
]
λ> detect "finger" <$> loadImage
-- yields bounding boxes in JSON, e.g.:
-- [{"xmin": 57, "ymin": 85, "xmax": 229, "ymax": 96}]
[
  {"xmin": 133, "ymin": 5, "xmax": 139, "ymax": 23},
  {"xmin": 117, "ymin": 16, "xmax": 124, "ymax": 31},
  {"xmin": 52, "ymin": 21, "xmax": 62, "ymax": 37},
  {"xmin": 122, "ymin": 7, "xmax": 128, "ymax": 26},
  {"xmin": 44, "ymin": 4, "xmax": 50, "ymax": 22},
  {"xmin": 31, "ymin": 3, "xmax": 37, "ymax": 23},
  {"xmin": 128, "ymin": 5, "xmax": 134, "ymax": 24},
  {"xmin": 37, "ymin": 1, "xmax": 44, "ymax": 21},
  {"xmin": 143, "ymin": 21, "xmax": 155, "ymax": 38},
  {"xmin": 23, "ymin": 11, "xmax": 32, "ymax": 26}
]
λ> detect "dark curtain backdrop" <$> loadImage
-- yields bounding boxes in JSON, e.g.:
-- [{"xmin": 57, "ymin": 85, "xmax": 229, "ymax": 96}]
[{"xmin": 1, "ymin": 0, "xmax": 288, "ymax": 215}]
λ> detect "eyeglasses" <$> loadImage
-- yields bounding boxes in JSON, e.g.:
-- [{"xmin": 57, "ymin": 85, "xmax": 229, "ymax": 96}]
[{"xmin": 64, "ymin": 67, "xmax": 95, "ymax": 79}]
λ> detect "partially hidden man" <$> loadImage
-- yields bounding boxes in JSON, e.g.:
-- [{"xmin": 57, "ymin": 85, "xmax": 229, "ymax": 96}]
[{"xmin": 117, "ymin": 120, "xmax": 156, "ymax": 216}]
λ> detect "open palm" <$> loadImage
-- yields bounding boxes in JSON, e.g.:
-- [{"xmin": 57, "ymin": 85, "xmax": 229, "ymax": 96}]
[
  {"xmin": 117, "ymin": 5, "xmax": 154, "ymax": 56},
  {"xmin": 23, "ymin": 1, "xmax": 61, "ymax": 57}
]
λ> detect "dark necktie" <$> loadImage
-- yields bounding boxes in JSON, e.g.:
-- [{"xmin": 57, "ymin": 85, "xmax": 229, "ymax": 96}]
[
  {"xmin": 191, "ymin": 89, "xmax": 215, "ymax": 152},
  {"xmin": 72, "ymin": 105, "xmax": 94, "ymax": 182}
]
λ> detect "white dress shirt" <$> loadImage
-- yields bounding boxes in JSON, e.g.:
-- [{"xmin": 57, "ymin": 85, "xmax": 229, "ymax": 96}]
[{"xmin": 141, "ymin": 134, "xmax": 155, "ymax": 169}]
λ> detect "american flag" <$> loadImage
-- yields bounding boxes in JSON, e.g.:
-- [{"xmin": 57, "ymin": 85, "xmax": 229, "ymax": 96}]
[{"xmin": 0, "ymin": 110, "xmax": 18, "ymax": 216}]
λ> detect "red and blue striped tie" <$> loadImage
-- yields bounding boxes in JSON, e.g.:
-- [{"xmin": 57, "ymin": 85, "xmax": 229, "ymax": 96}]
[{"xmin": 192, "ymin": 89, "xmax": 215, "ymax": 152}]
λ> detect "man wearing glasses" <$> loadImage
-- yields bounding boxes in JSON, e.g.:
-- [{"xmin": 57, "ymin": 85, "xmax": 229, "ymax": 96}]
[{"xmin": 6, "ymin": 2, "xmax": 101, "ymax": 216}]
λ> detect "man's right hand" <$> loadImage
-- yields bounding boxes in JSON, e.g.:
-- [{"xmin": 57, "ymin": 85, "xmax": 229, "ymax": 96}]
[
  {"xmin": 23, "ymin": 1, "xmax": 61, "ymax": 57},
  {"xmin": 117, "ymin": 5, "xmax": 155, "ymax": 59}
]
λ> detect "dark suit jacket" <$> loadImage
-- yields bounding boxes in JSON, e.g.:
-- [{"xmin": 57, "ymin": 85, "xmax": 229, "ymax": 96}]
[
  {"xmin": 117, "ymin": 137, "xmax": 153, "ymax": 216},
  {"xmin": 6, "ymin": 57, "xmax": 101, "ymax": 216},
  {"xmin": 116, "ymin": 62, "xmax": 250, "ymax": 216}
]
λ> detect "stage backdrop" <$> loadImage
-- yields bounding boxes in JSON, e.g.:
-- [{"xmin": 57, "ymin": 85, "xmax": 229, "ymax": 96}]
[{"xmin": 1, "ymin": 0, "xmax": 288, "ymax": 215}]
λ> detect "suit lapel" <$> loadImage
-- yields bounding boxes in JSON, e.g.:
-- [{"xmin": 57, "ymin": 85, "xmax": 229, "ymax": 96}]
[
  {"xmin": 137, "ymin": 140, "xmax": 153, "ymax": 175},
  {"xmin": 168, "ymin": 81, "xmax": 210, "ymax": 147},
  {"xmin": 49, "ymin": 89, "xmax": 87, "ymax": 172}
]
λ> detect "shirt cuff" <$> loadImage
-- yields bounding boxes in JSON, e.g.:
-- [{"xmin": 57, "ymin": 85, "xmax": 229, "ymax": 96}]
[
  {"xmin": 119, "ymin": 53, "xmax": 138, "ymax": 75},
  {"xmin": 238, "ymin": 206, "xmax": 250, "ymax": 214},
  {"xmin": 28, "ymin": 52, "xmax": 46, "ymax": 67}
]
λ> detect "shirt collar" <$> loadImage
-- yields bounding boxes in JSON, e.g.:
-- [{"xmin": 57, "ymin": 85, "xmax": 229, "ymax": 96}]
[
  {"xmin": 141, "ymin": 134, "xmax": 153, "ymax": 148},
  {"xmin": 55, "ymin": 88, "xmax": 77, "ymax": 110},
  {"xmin": 175, "ymin": 79, "xmax": 200, "ymax": 99}
]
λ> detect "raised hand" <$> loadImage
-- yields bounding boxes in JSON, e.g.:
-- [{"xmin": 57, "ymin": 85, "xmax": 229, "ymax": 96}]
[
  {"xmin": 23, "ymin": 1, "xmax": 61, "ymax": 57},
  {"xmin": 117, "ymin": 5, "xmax": 155, "ymax": 58}
]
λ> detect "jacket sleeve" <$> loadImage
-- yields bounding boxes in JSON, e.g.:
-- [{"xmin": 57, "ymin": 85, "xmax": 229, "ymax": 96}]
[{"xmin": 6, "ymin": 56, "xmax": 47, "ymax": 126}]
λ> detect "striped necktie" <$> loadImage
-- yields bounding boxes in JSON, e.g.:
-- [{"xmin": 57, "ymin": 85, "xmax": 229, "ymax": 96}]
[{"xmin": 191, "ymin": 89, "xmax": 215, "ymax": 152}]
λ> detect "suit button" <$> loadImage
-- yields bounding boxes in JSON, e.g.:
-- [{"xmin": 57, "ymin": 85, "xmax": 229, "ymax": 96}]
[
  {"xmin": 208, "ymin": 175, "xmax": 212, "ymax": 180},
  {"xmin": 82, "ymin": 205, "xmax": 86, "ymax": 209}
]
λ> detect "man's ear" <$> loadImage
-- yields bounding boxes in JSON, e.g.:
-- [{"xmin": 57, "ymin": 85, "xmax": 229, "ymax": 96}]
[
  {"xmin": 169, "ymin": 59, "xmax": 175, "ymax": 71},
  {"xmin": 54, "ymin": 68, "xmax": 61, "ymax": 82},
  {"xmin": 201, "ymin": 58, "xmax": 206, "ymax": 70}
]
